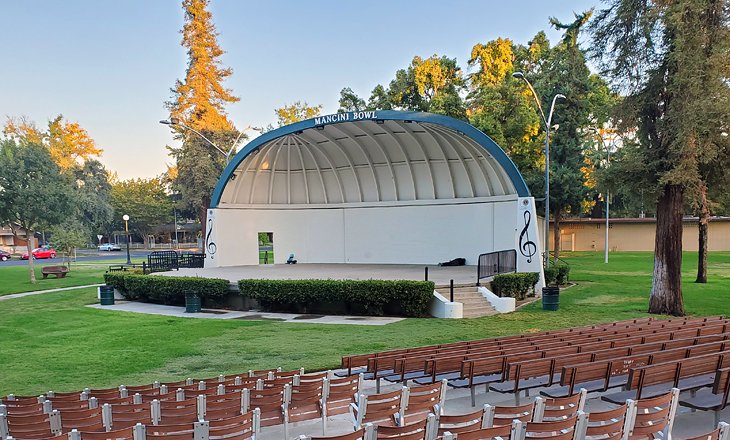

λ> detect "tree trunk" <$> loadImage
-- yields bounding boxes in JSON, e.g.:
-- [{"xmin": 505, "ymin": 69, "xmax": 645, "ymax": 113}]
[
  {"xmin": 26, "ymin": 233, "xmax": 36, "ymax": 284},
  {"xmin": 553, "ymin": 209, "xmax": 561, "ymax": 264},
  {"xmin": 649, "ymin": 184, "xmax": 685, "ymax": 316},
  {"xmin": 696, "ymin": 182, "xmax": 709, "ymax": 284}
]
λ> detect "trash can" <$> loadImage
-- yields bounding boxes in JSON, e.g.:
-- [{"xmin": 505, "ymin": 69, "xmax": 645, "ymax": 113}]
[
  {"xmin": 99, "ymin": 285, "xmax": 115, "ymax": 306},
  {"xmin": 542, "ymin": 287, "xmax": 559, "ymax": 311},
  {"xmin": 185, "ymin": 293, "xmax": 201, "ymax": 313}
]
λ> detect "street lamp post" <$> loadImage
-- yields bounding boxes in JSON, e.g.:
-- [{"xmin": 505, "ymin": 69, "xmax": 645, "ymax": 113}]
[
  {"xmin": 122, "ymin": 214, "xmax": 131, "ymax": 265},
  {"xmin": 173, "ymin": 208, "xmax": 180, "ymax": 251},
  {"xmin": 159, "ymin": 117, "xmax": 263, "ymax": 163},
  {"xmin": 591, "ymin": 128, "xmax": 612, "ymax": 264},
  {"xmin": 512, "ymin": 71, "xmax": 566, "ymax": 268}
]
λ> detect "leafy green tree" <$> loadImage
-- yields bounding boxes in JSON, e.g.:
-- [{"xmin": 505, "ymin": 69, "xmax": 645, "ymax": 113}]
[
  {"xmin": 590, "ymin": 0, "xmax": 730, "ymax": 315},
  {"xmin": 366, "ymin": 85, "xmax": 392, "ymax": 110},
  {"xmin": 337, "ymin": 88, "xmax": 366, "ymax": 113},
  {"xmin": 275, "ymin": 102, "xmax": 323, "ymax": 126},
  {"xmin": 165, "ymin": 0, "xmax": 240, "ymax": 230},
  {"xmin": 111, "ymin": 178, "xmax": 174, "ymax": 247},
  {"xmin": 0, "ymin": 139, "xmax": 74, "ymax": 283},
  {"xmin": 4, "ymin": 115, "xmax": 102, "ymax": 170},
  {"xmin": 361, "ymin": 55, "xmax": 467, "ymax": 119},
  {"xmin": 49, "ymin": 222, "xmax": 88, "ymax": 269},
  {"xmin": 466, "ymin": 35, "xmax": 547, "ymax": 185},
  {"xmin": 72, "ymin": 159, "xmax": 113, "ymax": 238}
]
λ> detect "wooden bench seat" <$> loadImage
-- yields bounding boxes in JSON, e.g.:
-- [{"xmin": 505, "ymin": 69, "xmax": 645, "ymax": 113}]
[
  {"xmin": 679, "ymin": 367, "xmax": 730, "ymax": 425},
  {"xmin": 41, "ymin": 265, "xmax": 69, "ymax": 279},
  {"xmin": 602, "ymin": 349, "xmax": 730, "ymax": 405}
]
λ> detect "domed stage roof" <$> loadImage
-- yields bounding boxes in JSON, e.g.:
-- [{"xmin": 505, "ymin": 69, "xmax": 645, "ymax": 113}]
[
  {"xmin": 212, "ymin": 111, "xmax": 529, "ymax": 208},
  {"xmin": 205, "ymin": 110, "xmax": 540, "ymax": 274}
]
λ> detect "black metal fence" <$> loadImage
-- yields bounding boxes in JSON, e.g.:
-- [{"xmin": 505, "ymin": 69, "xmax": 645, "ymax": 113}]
[
  {"xmin": 179, "ymin": 252, "xmax": 205, "ymax": 269},
  {"xmin": 476, "ymin": 249, "xmax": 517, "ymax": 285},
  {"xmin": 108, "ymin": 251, "xmax": 205, "ymax": 274}
]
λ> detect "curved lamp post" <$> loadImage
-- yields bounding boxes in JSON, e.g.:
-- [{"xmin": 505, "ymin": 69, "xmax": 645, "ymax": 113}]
[
  {"xmin": 160, "ymin": 117, "xmax": 263, "ymax": 163},
  {"xmin": 512, "ymin": 71, "xmax": 566, "ymax": 268},
  {"xmin": 122, "ymin": 214, "xmax": 131, "ymax": 265}
]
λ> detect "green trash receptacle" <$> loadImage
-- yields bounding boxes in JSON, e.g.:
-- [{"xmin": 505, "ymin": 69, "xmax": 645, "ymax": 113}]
[
  {"xmin": 542, "ymin": 287, "xmax": 559, "ymax": 311},
  {"xmin": 185, "ymin": 293, "xmax": 201, "ymax": 313},
  {"xmin": 99, "ymin": 285, "xmax": 115, "ymax": 306}
]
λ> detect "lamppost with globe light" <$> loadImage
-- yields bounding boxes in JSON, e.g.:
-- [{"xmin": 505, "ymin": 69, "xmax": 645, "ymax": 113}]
[
  {"xmin": 512, "ymin": 71, "xmax": 566, "ymax": 268},
  {"xmin": 123, "ymin": 214, "xmax": 131, "ymax": 265}
]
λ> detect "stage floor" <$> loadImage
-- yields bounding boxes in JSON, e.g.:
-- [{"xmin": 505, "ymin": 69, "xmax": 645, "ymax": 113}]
[{"xmin": 166, "ymin": 263, "xmax": 477, "ymax": 287}]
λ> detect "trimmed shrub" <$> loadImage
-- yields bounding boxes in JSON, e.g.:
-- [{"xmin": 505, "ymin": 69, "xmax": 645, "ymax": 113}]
[
  {"xmin": 238, "ymin": 279, "xmax": 435, "ymax": 317},
  {"xmin": 491, "ymin": 273, "xmax": 540, "ymax": 300},
  {"xmin": 556, "ymin": 265, "xmax": 571, "ymax": 285},
  {"xmin": 543, "ymin": 265, "xmax": 570, "ymax": 286},
  {"xmin": 103, "ymin": 273, "xmax": 230, "ymax": 306},
  {"xmin": 544, "ymin": 267, "xmax": 559, "ymax": 286}
]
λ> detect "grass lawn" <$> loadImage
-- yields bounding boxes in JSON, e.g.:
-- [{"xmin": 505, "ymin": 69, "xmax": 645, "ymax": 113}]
[
  {"xmin": 1, "ymin": 251, "xmax": 729, "ymax": 396},
  {"xmin": 0, "ymin": 261, "xmax": 114, "ymax": 296}
]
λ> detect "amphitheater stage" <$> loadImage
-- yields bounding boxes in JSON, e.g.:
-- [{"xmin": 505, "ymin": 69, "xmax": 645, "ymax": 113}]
[{"xmin": 163, "ymin": 263, "xmax": 478, "ymax": 288}]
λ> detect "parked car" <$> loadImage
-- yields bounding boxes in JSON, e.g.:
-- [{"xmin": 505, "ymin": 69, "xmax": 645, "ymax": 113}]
[
  {"xmin": 0, "ymin": 250, "xmax": 11, "ymax": 261},
  {"xmin": 21, "ymin": 248, "xmax": 57, "ymax": 260},
  {"xmin": 98, "ymin": 243, "xmax": 122, "ymax": 251}
]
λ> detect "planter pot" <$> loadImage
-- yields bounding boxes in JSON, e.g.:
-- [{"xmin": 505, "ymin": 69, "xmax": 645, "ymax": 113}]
[
  {"xmin": 99, "ymin": 285, "xmax": 115, "ymax": 306},
  {"xmin": 185, "ymin": 293, "xmax": 202, "ymax": 313},
  {"xmin": 542, "ymin": 287, "xmax": 559, "ymax": 311}
]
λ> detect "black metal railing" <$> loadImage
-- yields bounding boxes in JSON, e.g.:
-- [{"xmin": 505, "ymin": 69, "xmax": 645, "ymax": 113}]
[
  {"xmin": 179, "ymin": 252, "xmax": 205, "ymax": 269},
  {"xmin": 108, "ymin": 251, "xmax": 205, "ymax": 274},
  {"xmin": 147, "ymin": 250, "xmax": 180, "ymax": 273},
  {"xmin": 476, "ymin": 249, "xmax": 517, "ymax": 285}
]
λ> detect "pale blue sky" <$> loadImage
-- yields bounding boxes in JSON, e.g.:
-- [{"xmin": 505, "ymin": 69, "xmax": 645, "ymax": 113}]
[{"xmin": 1, "ymin": 1, "xmax": 597, "ymax": 179}]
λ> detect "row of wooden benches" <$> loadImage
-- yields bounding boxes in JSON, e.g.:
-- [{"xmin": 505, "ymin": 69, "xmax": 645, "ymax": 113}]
[
  {"xmin": 2, "ymin": 387, "xmax": 699, "ymax": 440},
  {"xmin": 340, "ymin": 316, "xmax": 726, "ymax": 377},
  {"xmin": 352, "ymin": 318, "xmax": 730, "ymax": 390}
]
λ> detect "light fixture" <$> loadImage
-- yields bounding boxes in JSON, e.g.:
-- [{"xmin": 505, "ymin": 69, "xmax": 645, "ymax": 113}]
[
  {"xmin": 315, "ymin": 126, "xmax": 325, "ymax": 131},
  {"xmin": 376, "ymin": 120, "xmax": 385, "ymax": 125}
]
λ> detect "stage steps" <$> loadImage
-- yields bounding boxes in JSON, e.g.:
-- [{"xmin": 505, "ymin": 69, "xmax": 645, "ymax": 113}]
[{"xmin": 435, "ymin": 285, "xmax": 497, "ymax": 318}]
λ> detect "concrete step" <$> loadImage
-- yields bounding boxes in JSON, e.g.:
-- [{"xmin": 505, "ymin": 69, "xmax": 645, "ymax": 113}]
[
  {"xmin": 435, "ymin": 286, "xmax": 497, "ymax": 318},
  {"xmin": 462, "ymin": 306, "xmax": 498, "ymax": 318}
]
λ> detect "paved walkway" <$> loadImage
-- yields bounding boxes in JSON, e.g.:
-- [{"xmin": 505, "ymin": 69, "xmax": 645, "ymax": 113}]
[
  {"xmin": 86, "ymin": 301, "xmax": 404, "ymax": 326},
  {"xmin": 0, "ymin": 284, "xmax": 103, "ymax": 301}
]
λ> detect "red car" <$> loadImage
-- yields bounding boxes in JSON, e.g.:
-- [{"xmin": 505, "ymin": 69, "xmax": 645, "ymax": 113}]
[{"xmin": 21, "ymin": 247, "xmax": 57, "ymax": 260}]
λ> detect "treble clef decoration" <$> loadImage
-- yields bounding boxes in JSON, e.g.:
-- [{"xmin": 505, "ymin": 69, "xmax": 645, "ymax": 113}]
[
  {"xmin": 519, "ymin": 210, "xmax": 537, "ymax": 263},
  {"xmin": 206, "ymin": 218, "xmax": 217, "ymax": 257}
]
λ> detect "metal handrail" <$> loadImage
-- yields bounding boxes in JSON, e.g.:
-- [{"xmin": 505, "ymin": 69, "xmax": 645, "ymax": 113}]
[{"xmin": 476, "ymin": 249, "xmax": 517, "ymax": 285}]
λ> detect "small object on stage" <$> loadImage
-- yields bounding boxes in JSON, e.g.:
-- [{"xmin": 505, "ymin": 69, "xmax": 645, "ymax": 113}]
[
  {"xmin": 286, "ymin": 253, "xmax": 298, "ymax": 264},
  {"xmin": 438, "ymin": 257, "xmax": 466, "ymax": 267}
]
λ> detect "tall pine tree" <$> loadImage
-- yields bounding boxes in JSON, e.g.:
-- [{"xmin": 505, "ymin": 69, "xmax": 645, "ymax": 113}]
[
  {"xmin": 166, "ymin": 0, "xmax": 240, "ymax": 231},
  {"xmin": 591, "ymin": 0, "xmax": 730, "ymax": 315}
]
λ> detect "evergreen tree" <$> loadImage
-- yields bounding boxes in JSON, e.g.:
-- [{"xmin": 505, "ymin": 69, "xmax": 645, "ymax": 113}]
[
  {"xmin": 165, "ymin": 0, "xmax": 240, "ymax": 230},
  {"xmin": 590, "ymin": 0, "xmax": 730, "ymax": 315},
  {"xmin": 337, "ymin": 88, "xmax": 366, "ymax": 113},
  {"xmin": 535, "ymin": 11, "xmax": 614, "ymax": 261}
]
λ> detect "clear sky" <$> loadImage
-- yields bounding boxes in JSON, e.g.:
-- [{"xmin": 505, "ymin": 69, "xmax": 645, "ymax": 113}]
[{"xmin": 1, "ymin": 0, "xmax": 598, "ymax": 180}]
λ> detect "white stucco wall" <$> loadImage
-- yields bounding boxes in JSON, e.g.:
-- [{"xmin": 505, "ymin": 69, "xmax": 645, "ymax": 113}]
[{"xmin": 205, "ymin": 197, "xmax": 520, "ymax": 267}]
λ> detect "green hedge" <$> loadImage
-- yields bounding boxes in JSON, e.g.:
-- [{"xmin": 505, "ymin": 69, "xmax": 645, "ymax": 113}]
[
  {"xmin": 238, "ymin": 279, "xmax": 435, "ymax": 317},
  {"xmin": 103, "ymin": 273, "xmax": 230, "ymax": 306},
  {"xmin": 544, "ymin": 265, "xmax": 571, "ymax": 286},
  {"xmin": 491, "ymin": 272, "xmax": 540, "ymax": 300}
]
